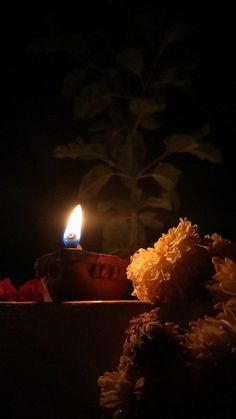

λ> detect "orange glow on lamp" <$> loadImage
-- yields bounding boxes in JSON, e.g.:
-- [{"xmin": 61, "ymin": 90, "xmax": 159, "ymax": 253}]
[{"xmin": 35, "ymin": 204, "xmax": 131, "ymax": 301}]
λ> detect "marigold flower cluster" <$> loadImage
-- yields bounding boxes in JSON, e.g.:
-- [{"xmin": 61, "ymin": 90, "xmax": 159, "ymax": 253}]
[
  {"xmin": 99, "ymin": 218, "xmax": 236, "ymax": 418},
  {"xmin": 127, "ymin": 218, "xmax": 211, "ymax": 303}
]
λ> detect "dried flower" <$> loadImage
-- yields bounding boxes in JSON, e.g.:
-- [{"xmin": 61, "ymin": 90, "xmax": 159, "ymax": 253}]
[{"xmin": 127, "ymin": 218, "xmax": 212, "ymax": 304}]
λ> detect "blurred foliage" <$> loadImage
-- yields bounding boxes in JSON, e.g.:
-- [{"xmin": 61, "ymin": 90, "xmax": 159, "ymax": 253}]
[{"xmin": 29, "ymin": 6, "xmax": 222, "ymax": 257}]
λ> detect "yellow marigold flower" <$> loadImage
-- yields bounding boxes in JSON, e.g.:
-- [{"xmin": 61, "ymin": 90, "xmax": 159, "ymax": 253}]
[
  {"xmin": 127, "ymin": 218, "xmax": 212, "ymax": 304},
  {"xmin": 218, "ymin": 298, "xmax": 236, "ymax": 325},
  {"xmin": 185, "ymin": 316, "xmax": 236, "ymax": 362},
  {"xmin": 223, "ymin": 298, "xmax": 236, "ymax": 325},
  {"xmin": 98, "ymin": 371, "xmax": 132, "ymax": 415},
  {"xmin": 213, "ymin": 257, "xmax": 236, "ymax": 294},
  {"xmin": 206, "ymin": 233, "xmax": 236, "ymax": 259},
  {"xmin": 206, "ymin": 256, "xmax": 236, "ymax": 319}
]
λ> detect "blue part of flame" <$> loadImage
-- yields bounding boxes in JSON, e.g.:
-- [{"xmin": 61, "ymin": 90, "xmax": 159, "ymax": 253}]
[{"xmin": 63, "ymin": 234, "xmax": 81, "ymax": 248}]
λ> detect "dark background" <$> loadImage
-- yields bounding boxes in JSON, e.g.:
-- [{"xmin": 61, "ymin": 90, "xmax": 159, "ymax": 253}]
[{"xmin": 1, "ymin": 3, "xmax": 236, "ymax": 286}]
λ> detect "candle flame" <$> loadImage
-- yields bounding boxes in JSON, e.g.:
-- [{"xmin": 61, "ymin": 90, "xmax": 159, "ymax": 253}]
[{"xmin": 63, "ymin": 205, "xmax": 82, "ymax": 247}]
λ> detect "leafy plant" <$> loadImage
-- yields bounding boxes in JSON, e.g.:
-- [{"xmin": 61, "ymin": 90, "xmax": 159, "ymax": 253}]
[{"xmin": 30, "ymin": 9, "xmax": 222, "ymax": 257}]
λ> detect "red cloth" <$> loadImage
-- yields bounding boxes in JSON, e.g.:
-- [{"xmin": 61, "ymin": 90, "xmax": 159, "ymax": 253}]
[{"xmin": 0, "ymin": 278, "xmax": 43, "ymax": 301}]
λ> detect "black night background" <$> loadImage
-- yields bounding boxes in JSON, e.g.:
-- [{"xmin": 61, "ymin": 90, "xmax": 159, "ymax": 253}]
[{"xmin": 1, "ymin": 2, "xmax": 236, "ymax": 287}]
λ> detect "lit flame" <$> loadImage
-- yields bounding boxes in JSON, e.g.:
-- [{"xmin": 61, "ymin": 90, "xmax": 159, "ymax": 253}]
[{"xmin": 63, "ymin": 205, "xmax": 82, "ymax": 247}]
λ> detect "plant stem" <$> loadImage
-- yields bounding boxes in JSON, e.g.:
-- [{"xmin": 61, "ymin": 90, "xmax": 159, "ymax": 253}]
[{"xmin": 139, "ymin": 151, "xmax": 170, "ymax": 175}]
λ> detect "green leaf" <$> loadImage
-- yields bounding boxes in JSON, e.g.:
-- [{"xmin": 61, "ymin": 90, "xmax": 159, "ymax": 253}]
[
  {"xmin": 161, "ymin": 23, "xmax": 193, "ymax": 51},
  {"xmin": 139, "ymin": 211, "xmax": 164, "ymax": 229},
  {"xmin": 53, "ymin": 141, "xmax": 84, "ymax": 159},
  {"xmin": 142, "ymin": 193, "xmax": 172, "ymax": 210},
  {"xmin": 168, "ymin": 190, "xmax": 181, "ymax": 210},
  {"xmin": 103, "ymin": 215, "xmax": 130, "ymax": 246},
  {"xmin": 99, "ymin": 193, "xmax": 143, "ymax": 214},
  {"xmin": 164, "ymin": 134, "xmax": 196, "ymax": 153},
  {"xmin": 164, "ymin": 134, "xmax": 222, "ymax": 163},
  {"xmin": 53, "ymin": 138, "xmax": 108, "ymax": 161},
  {"xmin": 62, "ymin": 70, "xmax": 86, "ymax": 102},
  {"xmin": 130, "ymin": 98, "xmax": 166, "ymax": 115},
  {"xmin": 142, "ymin": 192, "xmax": 181, "ymax": 211},
  {"xmin": 78, "ymin": 143, "xmax": 108, "ymax": 162},
  {"xmin": 139, "ymin": 115, "xmax": 163, "ymax": 130},
  {"xmin": 102, "ymin": 215, "xmax": 146, "ymax": 257},
  {"xmin": 152, "ymin": 163, "xmax": 182, "ymax": 191},
  {"xmin": 117, "ymin": 48, "xmax": 144, "ymax": 76},
  {"xmin": 189, "ymin": 142, "xmax": 223, "ymax": 163},
  {"xmin": 98, "ymin": 199, "xmax": 132, "ymax": 213},
  {"xmin": 193, "ymin": 122, "xmax": 211, "ymax": 140},
  {"xmin": 74, "ymin": 84, "xmax": 110, "ymax": 120},
  {"xmin": 158, "ymin": 63, "xmax": 195, "ymax": 88},
  {"xmin": 78, "ymin": 165, "xmax": 113, "ymax": 198}
]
